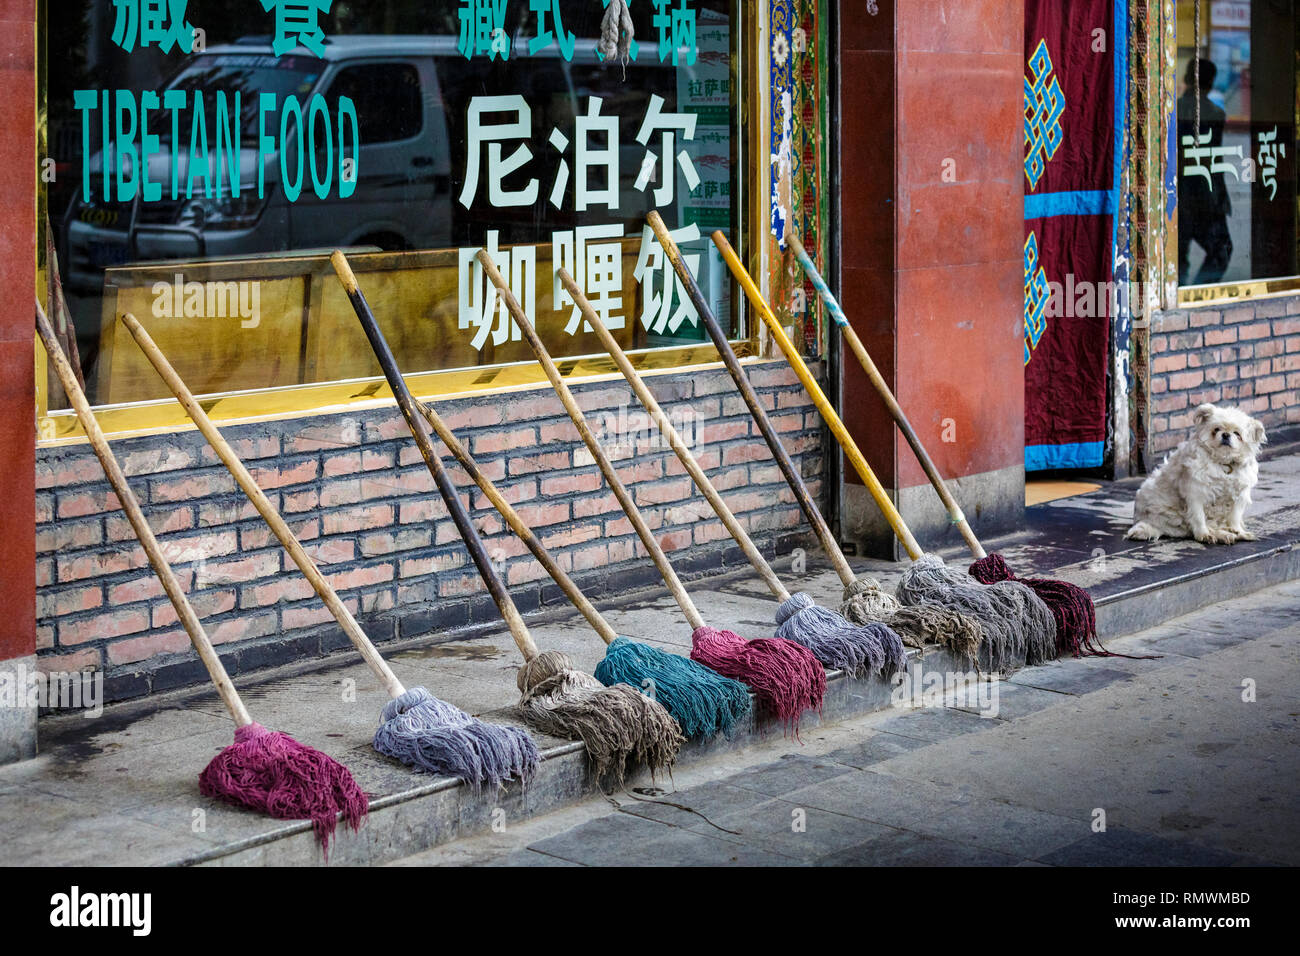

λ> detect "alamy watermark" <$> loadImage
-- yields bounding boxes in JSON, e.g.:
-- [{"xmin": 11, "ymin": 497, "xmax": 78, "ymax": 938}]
[
  {"xmin": 152, "ymin": 273, "xmax": 261, "ymax": 328},
  {"xmin": 0, "ymin": 661, "xmax": 103, "ymax": 718},
  {"xmin": 595, "ymin": 404, "xmax": 701, "ymax": 456},
  {"xmin": 891, "ymin": 663, "xmax": 999, "ymax": 718}
]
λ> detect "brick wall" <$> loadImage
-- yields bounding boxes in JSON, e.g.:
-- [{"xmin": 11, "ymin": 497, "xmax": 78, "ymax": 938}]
[
  {"xmin": 35, "ymin": 361, "xmax": 826, "ymax": 704},
  {"xmin": 1147, "ymin": 295, "xmax": 1300, "ymax": 456}
]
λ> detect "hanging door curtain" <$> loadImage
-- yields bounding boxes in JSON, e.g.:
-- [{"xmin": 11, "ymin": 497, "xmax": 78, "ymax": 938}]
[{"xmin": 1023, "ymin": 0, "xmax": 1124, "ymax": 471}]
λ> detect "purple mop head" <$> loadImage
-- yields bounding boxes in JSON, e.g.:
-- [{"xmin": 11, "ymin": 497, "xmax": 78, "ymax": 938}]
[
  {"xmin": 690, "ymin": 626, "xmax": 826, "ymax": 732},
  {"xmin": 199, "ymin": 722, "xmax": 368, "ymax": 855}
]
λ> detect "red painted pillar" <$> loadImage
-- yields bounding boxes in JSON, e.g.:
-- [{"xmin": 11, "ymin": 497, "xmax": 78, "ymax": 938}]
[
  {"xmin": 837, "ymin": 1, "xmax": 1026, "ymax": 559},
  {"xmin": 0, "ymin": 0, "xmax": 37, "ymax": 762}
]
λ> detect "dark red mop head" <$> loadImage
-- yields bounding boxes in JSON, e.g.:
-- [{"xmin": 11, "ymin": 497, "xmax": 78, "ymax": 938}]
[
  {"xmin": 199, "ymin": 722, "xmax": 368, "ymax": 854},
  {"xmin": 690, "ymin": 626, "xmax": 825, "ymax": 732},
  {"xmin": 969, "ymin": 554, "xmax": 1126, "ymax": 658}
]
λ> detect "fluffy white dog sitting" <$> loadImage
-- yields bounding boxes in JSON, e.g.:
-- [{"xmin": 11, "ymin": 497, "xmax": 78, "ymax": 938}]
[{"xmin": 1126, "ymin": 403, "xmax": 1266, "ymax": 545}]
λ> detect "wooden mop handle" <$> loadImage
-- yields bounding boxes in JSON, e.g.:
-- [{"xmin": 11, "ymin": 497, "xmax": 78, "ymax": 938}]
[
  {"xmin": 331, "ymin": 251, "xmax": 539, "ymax": 662},
  {"xmin": 37, "ymin": 304, "xmax": 252, "ymax": 726},
  {"xmin": 713, "ymin": 231, "xmax": 902, "ymax": 579},
  {"xmin": 415, "ymin": 400, "xmax": 619, "ymax": 646},
  {"xmin": 118, "ymin": 311, "xmax": 407, "ymax": 699},
  {"xmin": 649, "ymin": 212, "xmax": 922, "ymax": 561},
  {"xmin": 559, "ymin": 267, "xmax": 791, "ymax": 604},
  {"xmin": 476, "ymin": 250, "xmax": 707, "ymax": 632},
  {"xmin": 787, "ymin": 234, "xmax": 985, "ymax": 560}
]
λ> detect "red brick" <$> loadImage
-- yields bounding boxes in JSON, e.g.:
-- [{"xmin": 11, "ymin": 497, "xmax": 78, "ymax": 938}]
[
  {"xmin": 1221, "ymin": 305, "xmax": 1255, "ymax": 324},
  {"xmin": 38, "ymin": 647, "xmax": 102, "ymax": 673},
  {"xmin": 35, "ymin": 457, "xmax": 106, "ymax": 489},
  {"xmin": 319, "ymin": 479, "xmax": 364, "ymax": 507},
  {"xmin": 150, "ymin": 471, "xmax": 237, "ymax": 503},
  {"xmin": 473, "ymin": 478, "xmax": 536, "ymax": 510},
  {"xmin": 633, "ymin": 478, "xmax": 692, "ymax": 506},
  {"xmin": 722, "ymin": 443, "xmax": 770, "ymax": 466},
  {"xmin": 208, "ymin": 612, "xmax": 278, "ymax": 645},
  {"xmin": 57, "ymin": 489, "xmax": 119, "ymax": 519},
  {"xmin": 282, "ymin": 419, "xmax": 361, "ymax": 452},
  {"xmin": 399, "ymin": 498, "xmax": 440, "ymax": 525},
  {"xmin": 322, "ymin": 504, "xmax": 396, "ymax": 536},
  {"xmin": 58, "ymin": 606, "xmax": 151, "ymax": 645},
  {"xmin": 506, "ymin": 561, "xmax": 548, "ymax": 585},
  {"xmin": 152, "ymin": 588, "xmax": 237, "ymax": 627},
  {"xmin": 508, "ymin": 451, "xmax": 571, "ymax": 476},
  {"xmin": 282, "ymin": 488, "xmax": 321, "ymax": 513},
  {"xmin": 539, "ymin": 524, "xmax": 602, "ymax": 550},
  {"xmin": 699, "ymin": 421, "xmax": 749, "ymax": 443},
  {"xmin": 105, "ymin": 506, "xmax": 193, "ymax": 542},
  {"xmin": 359, "ymin": 528, "xmax": 432, "ymax": 557},
  {"xmin": 57, "ymin": 548, "xmax": 150, "ymax": 583},
  {"xmin": 36, "ymin": 584, "xmax": 103, "ymax": 620},
  {"xmin": 36, "ymin": 518, "xmax": 103, "ymax": 554},
  {"xmin": 282, "ymin": 600, "xmax": 355, "ymax": 631},
  {"xmin": 328, "ymin": 564, "xmax": 395, "ymax": 591},
  {"xmin": 540, "ymin": 471, "xmax": 603, "ymax": 496},
  {"xmin": 200, "ymin": 551, "xmax": 282, "ymax": 585},
  {"xmin": 1254, "ymin": 375, "xmax": 1285, "ymax": 394},
  {"xmin": 573, "ymin": 493, "xmax": 623, "ymax": 518},
  {"xmin": 472, "ymin": 427, "xmax": 538, "ymax": 455},
  {"xmin": 361, "ymin": 471, "xmax": 433, "ymax": 498},
  {"xmin": 1152, "ymin": 353, "xmax": 1187, "ymax": 373},
  {"xmin": 1237, "ymin": 322, "xmax": 1271, "ymax": 341},
  {"xmin": 197, "ymin": 498, "xmax": 263, "ymax": 528},
  {"xmin": 250, "ymin": 458, "xmax": 319, "ymax": 489},
  {"xmin": 107, "ymin": 629, "xmax": 193, "ymax": 665},
  {"xmin": 301, "ymin": 539, "xmax": 355, "ymax": 566},
  {"xmin": 107, "ymin": 571, "xmax": 192, "ymax": 606},
  {"xmin": 120, "ymin": 446, "xmax": 198, "ymax": 477},
  {"xmin": 512, "ymin": 501, "xmax": 570, "ymax": 527},
  {"xmin": 241, "ymin": 576, "xmax": 318, "ymax": 608}
]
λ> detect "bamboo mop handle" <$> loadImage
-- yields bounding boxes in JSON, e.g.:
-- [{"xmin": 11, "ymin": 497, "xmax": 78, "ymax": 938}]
[
  {"xmin": 331, "ymin": 251, "xmax": 539, "ymax": 662},
  {"xmin": 476, "ymin": 250, "xmax": 707, "ymax": 633},
  {"xmin": 712, "ymin": 232, "xmax": 874, "ymax": 585},
  {"xmin": 37, "ymin": 305, "xmax": 252, "ymax": 726},
  {"xmin": 416, "ymin": 400, "xmax": 619, "ymax": 645},
  {"xmin": 559, "ymin": 268, "xmax": 792, "ymax": 604},
  {"xmin": 787, "ymin": 234, "xmax": 986, "ymax": 560},
  {"xmin": 649, "ymin": 212, "xmax": 923, "ymax": 560},
  {"xmin": 118, "ymin": 312, "xmax": 407, "ymax": 699}
]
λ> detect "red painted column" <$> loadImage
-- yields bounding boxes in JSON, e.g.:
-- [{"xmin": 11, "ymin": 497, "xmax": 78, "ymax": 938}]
[
  {"xmin": 837, "ymin": 1, "xmax": 1025, "ymax": 559},
  {"xmin": 0, "ymin": 0, "xmax": 37, "ymax": 762}
]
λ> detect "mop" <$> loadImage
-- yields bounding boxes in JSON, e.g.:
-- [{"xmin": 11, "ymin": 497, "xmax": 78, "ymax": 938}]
[
  {"xmin": 786, "ymin": 233, "xmax": 1107, "ymax": 658},
  {"xmin": 710, "ymin": 231, "xmax": 984, "ymax": 662},
  {"xmin": 118, "ymin": 313, "xmax": 539, "ymax": 788},
  {"xmin": 652, "ymin": 212, "xmax": 1053, "ymax": 672},
  {"xmin": 561, "ymin": 266, "xmax": 904, "ymax": 680},
  {"xmin": 406, "ymin": 398, "xmax": 751, "ymax": 739},
  {"xmin": 476, "ymin": 250, "xmax": 825, "ymax": 730},
  {"xmin": 37, "ymin": 303, "xmax": 366, "ymax": 851},
  {"xmin": 332, "ymin": 252, "xmax": 683, "ymax": 787}
]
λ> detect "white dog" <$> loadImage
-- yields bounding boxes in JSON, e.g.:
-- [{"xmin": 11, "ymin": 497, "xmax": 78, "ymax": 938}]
[{"xmin": 1125, "ymin": 403, "xmax": 1265, "ymax": 545}]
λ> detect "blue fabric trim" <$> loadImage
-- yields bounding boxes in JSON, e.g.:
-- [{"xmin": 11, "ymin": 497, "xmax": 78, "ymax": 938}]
[
  {"xmin": 1025, "ymin": 441, "xmax": 1104, "ymax": 472},
  {"xmin": 1024, "ymin": 190, "xmax": 1115, "ymax": 219}
]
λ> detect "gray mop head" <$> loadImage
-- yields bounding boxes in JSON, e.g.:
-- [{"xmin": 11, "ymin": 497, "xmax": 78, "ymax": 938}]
[
  {"xmin": 895, "ymin": 553, "xmax": 1057, "ymax": 671},
  {"xmin": 517, "ymin": 651, "xmax": 684, "ymax": 788},
  {"xmin": 373, "ymin": 686, "xmax": 539, "ymax": 788},
  {"xmin": 774, "ymin": 591, "xmax": 906, "ymax": 680},
  {"xmin": 840, "ymin": 576, "xmax": 984, "ymax": 665}
]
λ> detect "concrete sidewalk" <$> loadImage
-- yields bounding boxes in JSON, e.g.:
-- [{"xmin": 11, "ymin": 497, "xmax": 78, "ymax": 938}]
[
  {"xmin": 393, "ymin": 579, "xmax": 1300, "ymax": 867},
  {"xmin": 2, "ymin": 447, "xmax": 1299, "ymax": 866}
]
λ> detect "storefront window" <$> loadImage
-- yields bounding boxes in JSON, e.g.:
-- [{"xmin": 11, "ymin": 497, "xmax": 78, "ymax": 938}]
[
  {"xmin": 1176, "ymin": 0, "xmax": 1296, "ymax": 288},
  {"xmin": 40, "ymin": 0, "xmax": 745, "ymax": 437}
]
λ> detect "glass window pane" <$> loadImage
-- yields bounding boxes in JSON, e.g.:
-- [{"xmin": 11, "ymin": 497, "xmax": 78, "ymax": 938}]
[
  {"xmin": 42, "ymin": 1, "xmax": 741, "ymax": 418},
  {"xmin": 1176, "ymin": 0, "xmax": 1297, "ymax": 285}
]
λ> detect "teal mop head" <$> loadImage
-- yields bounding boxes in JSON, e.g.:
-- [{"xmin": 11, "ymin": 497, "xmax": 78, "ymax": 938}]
[{"xmin": 594, "ymin": 637, "xmax": 752, "ymax": 739}]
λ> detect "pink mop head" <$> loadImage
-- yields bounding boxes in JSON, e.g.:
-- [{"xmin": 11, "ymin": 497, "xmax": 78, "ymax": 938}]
[
  {"xmin": 199, "ymin": 723, "xmax": 369, "ymax": 855},
  {"xmin": 690, "ymin": 626, "xmax": 826, "ymax": 732}
]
